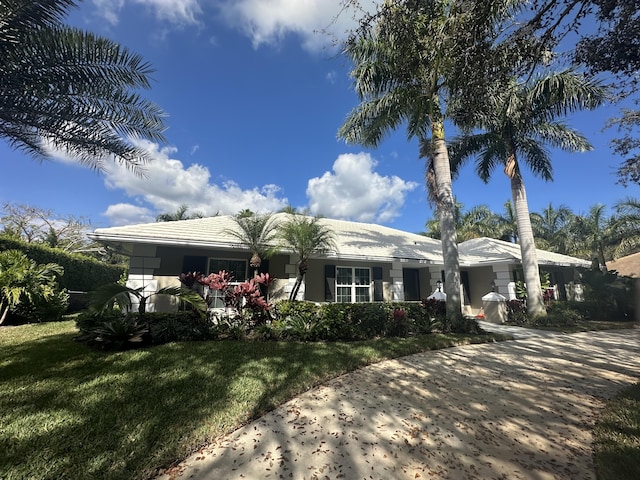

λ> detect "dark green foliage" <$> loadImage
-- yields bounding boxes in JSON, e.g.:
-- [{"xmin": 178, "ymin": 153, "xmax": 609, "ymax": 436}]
[
  {"xmin": 532, "ymin": 302, "xmax": 583, "ymax": 327},
  {"xmin": 438, "ymin": 315, "xmax": 484, "ymax": 334},
  {"xmin": 0, "ymin": 236, "xmax": 124, "ymax": 291},
  {"xmin": 506, "ymin": 299, "xmax": 529, "ymax": 324},
  {"xmin": 75, "ymin": 310, "xmax": 215, "ymax": 348},
  {"xmin": 315, "ymin": 303, "xmax": 354, "ymax": 341},
  {"xmin": 10, "ymin": 288, "xmax": 69, "ymax": 323},
  {"xmin": 579, "ymin": 268, "xmax": 635, "ymax": 321},
  {"xmin": 148, "ymin": 311, "xmax": 215, "ymax": 343}
]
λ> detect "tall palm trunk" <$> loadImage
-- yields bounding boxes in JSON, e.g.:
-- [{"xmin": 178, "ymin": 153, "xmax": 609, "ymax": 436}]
[
  {"xmin": 431, "ymin": 118, "xmax": 462, "ymax": 318},
  {"xmin": 506, "ymin": 152, "xmax": 546, "ymax": 317}
]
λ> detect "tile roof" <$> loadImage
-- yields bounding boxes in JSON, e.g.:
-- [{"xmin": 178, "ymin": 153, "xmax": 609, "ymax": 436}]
[
  {"xmin": 90, "ymin": 214, "xmax": 444, "ymax": 263},
  {"xmin": 458, "ymin": 237, "xmax": 591, "ymax": 267},
  {"xmin": 91, "ymin": 215, "xmax": 591, "ymax": 267}
]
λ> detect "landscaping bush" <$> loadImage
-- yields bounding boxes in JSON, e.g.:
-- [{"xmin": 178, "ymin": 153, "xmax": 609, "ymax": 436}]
[
  {"xmin": 75, "ymin": 310, "xmax": 214, "ymax": 348},
  {"xmin": 0, "ymin": 236, "xmax": 125, "ymax": 291},
  {"xmin": 316, "ymin": 303, "xmax": 354, "ymax": 340},
  {"xmin": 149, "ymin": 311, "xmax": 215, "ymax": 343},
  {"xmin": 529, "ymin": 301, "xmax": 583, "ymax": 328},
  {"xmin": 11, "ymin": 288, "xmax": 69, "ymax": 323},
  {"xmin": 506, "ymin": 299, "xmax": 528, "ymax": 324},
  {"xmin": 579, "ymin": 268, "xmax": 635, "ymax": 321}
]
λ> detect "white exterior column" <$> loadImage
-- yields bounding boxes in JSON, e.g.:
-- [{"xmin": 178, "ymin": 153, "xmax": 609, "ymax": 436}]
[
  {"xmin": 389, "ymin": 262, "xmax": 404, "ymax": 301},
  {"xmin": 492, "ymin": 264, "xmax": 511, "ymax": 297}
]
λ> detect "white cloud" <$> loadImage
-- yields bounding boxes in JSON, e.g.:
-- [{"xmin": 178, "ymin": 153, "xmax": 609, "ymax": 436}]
[
  {"xmin": 98, "ymin": 140, "xmax": 288, "ymax": 224},
  {"xmin": 219, "ymin": 0, "xmax": 378, "ymax": 53},
  {"xmin": 306, "ymin": 152, "xmax": 418, "ymax": 223},
  {"xmin": 92, "ymin": 0, "xmax": 201, "ymax": 26},
  {"xmin": 103, "ymin": 203, "xmax": 155, "ymax": 225}
]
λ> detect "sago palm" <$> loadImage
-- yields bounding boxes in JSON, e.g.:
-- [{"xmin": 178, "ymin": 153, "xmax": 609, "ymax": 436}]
[
  {"xmin": 278, "ymin": 215, "xmax": 336, "ymax": 301},
  {"xmin": 0, "ymin": 0, "xmax": 166, "ymax": 172},
  {"xmin": 448, "ymin": 70, "xmax": 606, "ymax": 316}
]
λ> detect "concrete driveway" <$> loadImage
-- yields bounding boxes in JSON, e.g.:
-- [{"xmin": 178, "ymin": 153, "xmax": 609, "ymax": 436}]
[{"xmin": 160, "ymin": 327, "xmax": 639, "ymax": 480}]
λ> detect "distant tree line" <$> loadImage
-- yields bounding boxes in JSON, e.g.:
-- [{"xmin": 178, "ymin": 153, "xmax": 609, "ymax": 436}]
[{"xmin": 423, "ymin": 197, "xmax": 640, "ymax": 268}]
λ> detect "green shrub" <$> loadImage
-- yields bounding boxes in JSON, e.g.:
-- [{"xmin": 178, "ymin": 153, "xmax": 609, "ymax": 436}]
[
  {"xmin": 439, "ymin": 315, "xmax": 483, "ymax": 334},
  {"xmin": 149, "ymin": 311, "xmax": 215, "ymax": 343},
  {"xmin": 506, "ymin": 299, "xmax": 528, "ymax": 324},
  {"xmin": 91, "ymin": 316, "xmax": 148, "ymax": 350},
  {"xmin": 0, "ymin": 236, "xmax": 125, "ymax": 291},
  {"xmin": 579, "ymin": 268, "xmax": 635, "ymax": 321},
  {"xmin": 530, "ymin": 302, "xmax": 583, "ymax": 327},
  {"xmin": 317, "ymin": 303, "xmax": 354, "ymax": 340},
  {"xmin": 11, "ymin": 288, "xmax": 69, "ymax": 323}
]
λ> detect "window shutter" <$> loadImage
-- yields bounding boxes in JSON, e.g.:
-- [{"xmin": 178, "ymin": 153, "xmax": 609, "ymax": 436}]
[
  {"xmin": 324, "ymin": 264, "xmax": 336, "ymax": 301},
  {"xmin": 373, "ymin": 266, "xmax": 383, "ymax": 301},
  {"xmin": 182, "ymin": 256, "xmax": 207, "ymax": 275}
]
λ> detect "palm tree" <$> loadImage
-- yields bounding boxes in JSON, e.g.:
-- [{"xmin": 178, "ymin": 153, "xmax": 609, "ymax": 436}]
[
  {"xmin": 425, "ymin": 201, "xmax": 504, "ymax": 241},
  {"xmin": 530, "ymin": 203, "xmax": 574, "ymax": 254},
  {"xmin": 496, "ymin": 200, "xmax": 519, "ymax": 243},
  {"xmin": 226, "ymin": 213, "xmax": 279, "ymax": 276},
  {"xmin": 278, "ymin": 215, "xmax": 336, "ymax": 301},
  {"xmin": 0, "ymin": 0, "xmax": 166, "ymax": 172},
  {"xmin": 156, "ymin": 204, "xmax": 203, "ymax": 222},
  {"xmin": 612, "ymin": 197, "xmax": 640, "ymax": 258},
  {"xmin": 572, "ymin": 204, "xmax": 616, "ymax": 270},
  {"xmin": 448, "ymin": 70, "xmax": 606, "ymax": 317},
  {"xmin": 338, "ymin": 1, "xmax": 517, "ymax": 318},
  {"xmin": 0, "ymin": 250, "xmax": 63, "ymax": 324}
]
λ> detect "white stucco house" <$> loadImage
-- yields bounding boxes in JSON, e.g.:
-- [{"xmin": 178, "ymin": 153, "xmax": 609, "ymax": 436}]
[{"xmin": 88, "ymin": 214, "xmax": 591, "ymax": 315}]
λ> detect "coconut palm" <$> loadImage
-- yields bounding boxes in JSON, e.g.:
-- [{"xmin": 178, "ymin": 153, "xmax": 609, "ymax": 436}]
[
  {"xmin": 226, "ymin": 213, "xmax": 279, "ymax": 276},
  {"xmin": 448, "ymin": 70, "xmax": 606, "ymax": 317},
  {"xmin": 496, "ymin": 200, "xmax": 519, "ymax": 243},
  {"xmin": 612, "ymin": 197, "xmax": 640, "ymax": 258},
  {"xmin": 338, "ymin": 1, "xmax": 518, "ymax": 318},
  {"xmin": 425, "ymin": 200, "xmax": 504, "ymax": 241},
  {"xmin": 156, "ymin": 204, "xmax": 203, "ymax": 222},
  {"xmin": 571, "ymin": 204, "xmax": 617, "ymax": 269},
  {"xmin": 530, "ymin": 203, "xmax": 575, "ymax": 254},
  {"xmin": 278, "ymin": 215, "xmax": 336, "ymax": 301},
  {"xmin": 0, "ymin": 0, "xmax": 166, "ymax": 172}
]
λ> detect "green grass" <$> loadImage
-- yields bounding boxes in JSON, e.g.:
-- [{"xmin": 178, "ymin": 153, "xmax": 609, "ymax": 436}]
[
  {"xmin": 593, "ymin": 383, "xmax": 640, "ymax": 480},
  {"xmin": 0, "ymin": 321, "xmax": 508, "ymax": 480}
]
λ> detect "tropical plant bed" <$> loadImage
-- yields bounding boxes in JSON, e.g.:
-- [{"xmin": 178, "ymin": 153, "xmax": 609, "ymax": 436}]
[
  {"xmin": 593, "ymin": 382, "xmax": 640, "ymax": 480},
  {"xmin": 0, "ymin": 320, "xmax": 508, "ymax": 480}
]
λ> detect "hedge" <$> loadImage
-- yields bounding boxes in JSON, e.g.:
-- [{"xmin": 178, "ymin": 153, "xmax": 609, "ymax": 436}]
[{"xmin": 0, "ymin": 236, "xmax": 125, "ymax": 291}]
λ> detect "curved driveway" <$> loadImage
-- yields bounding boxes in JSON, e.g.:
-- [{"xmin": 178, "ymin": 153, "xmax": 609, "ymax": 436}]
[{"xmin": 161, "ymin": 326, "xmax": 639, "ymax": 480}]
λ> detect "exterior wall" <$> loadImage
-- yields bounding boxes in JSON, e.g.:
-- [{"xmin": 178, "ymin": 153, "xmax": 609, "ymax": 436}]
[
  {"xmin": 469, "ymin": 267, "xmax": 496, "ymax": 308},
  {"xmin": 302, "ymin": 259, "xmax": 396, "ymax": 303}
]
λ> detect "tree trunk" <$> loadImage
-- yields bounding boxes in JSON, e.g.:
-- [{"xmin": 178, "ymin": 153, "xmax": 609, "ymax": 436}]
[
  {"xmin": 431, "ymin": 119, "xmax": 462, "ymax": 319},
  {"xmin": 289, "ymin": 274, "xmax": 304, "ymax": 301},
  {"xmin": 508, "ymin": 161, "xmax": 546, "ymax": 318}
]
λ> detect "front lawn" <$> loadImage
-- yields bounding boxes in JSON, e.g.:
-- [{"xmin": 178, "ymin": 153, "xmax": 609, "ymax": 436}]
[
  {"xmin": 0, "ymin": 321, "xmax": 508, "ymax": 480},
  {"xmin": 593, "ymin": 382, "xmax": 640, "ymax": 480}
]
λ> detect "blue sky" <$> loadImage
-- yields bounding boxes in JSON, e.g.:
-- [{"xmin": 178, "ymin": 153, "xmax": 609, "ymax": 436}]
[{"xmin": 0, "ymin": 0, "xmax": 637, "ymax": 234}]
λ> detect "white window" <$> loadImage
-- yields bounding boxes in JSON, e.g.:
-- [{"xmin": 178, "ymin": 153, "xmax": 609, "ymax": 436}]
[
  {"xmin": 336, "ymin": 267, "xmax": 371, "ymax": 303},
  {"xmin": 207, "ymin": 258, "xmax": 247, "ymax": 308}
]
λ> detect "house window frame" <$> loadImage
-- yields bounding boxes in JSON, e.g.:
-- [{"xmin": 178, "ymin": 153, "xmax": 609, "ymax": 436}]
[
  {"xmin": 206, "ymin": 258, "xmax": 248, "ymax": 308},
  {"xmin": 336, "ymin": 266, "xmax": 372, "ymax": 303}
]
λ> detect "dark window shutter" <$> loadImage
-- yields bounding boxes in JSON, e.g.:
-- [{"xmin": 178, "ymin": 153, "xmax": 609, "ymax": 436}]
[
  {"xmin": 182, "ymin": 256, "xmax": 207, "ymax": 275},
  {"xmin": 258, "ymin": 259, "xmax": 270, "ymax": 275},
  {"xmin": 373, "ymin": 266, "xmax": 383, "ymax": 301},
  {"xmin": 324, "ymin": 264, "xmax": 336, "ymax": 301}
]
